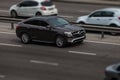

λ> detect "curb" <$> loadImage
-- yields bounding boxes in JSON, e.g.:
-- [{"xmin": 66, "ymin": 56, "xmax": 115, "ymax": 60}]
[{"xmin": 53, "ymin": 0, "xmax": 120, "ymax": 6}]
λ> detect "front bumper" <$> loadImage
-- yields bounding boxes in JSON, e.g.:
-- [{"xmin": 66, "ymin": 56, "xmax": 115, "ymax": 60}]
[{"xmin": 67, "ymin": 36, "xmax": 86, "ymax": 43}]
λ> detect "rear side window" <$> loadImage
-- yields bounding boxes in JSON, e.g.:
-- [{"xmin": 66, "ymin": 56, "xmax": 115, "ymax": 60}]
[
  {"xmin": 41, "ymin": 1, "xmax": 53, "ymax": 6},
  {"xmin": 102, "ymin": 11, "xmax": 114, "ymax": 17},
  {"xmin": 18, "ymin": 1, "xmax": 38, "ymax": 7},
  {"xmin": 24, "ymin": 20, "xmax": 49, "ymax": 27}
]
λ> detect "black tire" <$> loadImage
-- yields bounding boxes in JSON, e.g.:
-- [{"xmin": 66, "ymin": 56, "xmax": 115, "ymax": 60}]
[
  {"xmin": 79, "ymin": 21, "xmax": 85, "ymax": 24},
  {"xmin": 111, "ymin": 78, "xmax": 118, "ymax": 80},
  {"xmin": 20, "ymin": 33, "xmax": 31, "ymax": 44},
  {"xmin": 11, "ymin": 10, "xmax": 17, "ymax": 18},
  {"xmin": 36, "ymin": 12, "xmax": 42, "ymax": 16},
  {"xmin": 109, "ymin": 24, "xmax": 117, "ymax": 35},
  {"xmin": 55, "ymin": 36, "xmax": 66, "ymax": 47}
]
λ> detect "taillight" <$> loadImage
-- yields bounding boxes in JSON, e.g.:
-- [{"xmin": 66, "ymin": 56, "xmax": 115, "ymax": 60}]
[
  {"xmin": 118, "ymin": 17, "xmax": 120, "ymax": 20},
  {"xmin": 40, "ymin": 6, "xmax": 46, "ymax": 10},
  {"xmin": 16, "ymin": 25, "xmax": 20, "ymax": 30}
]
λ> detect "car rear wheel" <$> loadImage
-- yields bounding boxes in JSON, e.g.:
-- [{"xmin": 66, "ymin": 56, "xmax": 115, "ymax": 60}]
[
  {"xmin": 36, "ymin": 12, "xmax": 42, "ymax": 16},
  {"xmin": 109, "ymin": 24, "xmax": 117, "ymax": 35},
  {"xmin": 11, "ymin": 10, "xmax": 17, "ymax": 18},
  {"xmin": 55, "ymin": 36, "xmax": 66, "ymax": 47},
  {"xmin": 21, "ymin": 33, "xmax": 31, "ymax": 44}
]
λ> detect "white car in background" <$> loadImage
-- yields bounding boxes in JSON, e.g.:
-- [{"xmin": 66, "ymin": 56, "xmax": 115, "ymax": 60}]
[
  {"xmin": 76, "ymin": 8, "xmax": 120, "ymax": 27},
  {"xmin": 9, "ymin": 0, "xmax": 58, "ymax": 18}
]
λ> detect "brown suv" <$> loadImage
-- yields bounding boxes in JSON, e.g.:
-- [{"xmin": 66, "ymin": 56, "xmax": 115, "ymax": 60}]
[{"xmin": 16, "ymin": 16, "xmax": 86, "ymax": 47}]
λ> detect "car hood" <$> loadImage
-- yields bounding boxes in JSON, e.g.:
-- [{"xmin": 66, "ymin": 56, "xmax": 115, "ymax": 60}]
[
  {"xmin": 55, "ymin": 24, "xmax": 84, "ymax": 32},
  {"xmin": 79, "ymin": 15, "xmax": 88, "ymax": 19},
  {"xmin": 76, "ymin": 15, "xmax": 88, "ymax": 23}
]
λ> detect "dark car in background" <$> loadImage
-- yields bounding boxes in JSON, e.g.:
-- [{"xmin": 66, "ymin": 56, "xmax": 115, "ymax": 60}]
[
  {"xmin": 16, "ymin": 16, "xmax": 86, "ymax": 47},
  {"xmin": 105, "ymin": 63, "xmax": 120, "ymax": 80}
]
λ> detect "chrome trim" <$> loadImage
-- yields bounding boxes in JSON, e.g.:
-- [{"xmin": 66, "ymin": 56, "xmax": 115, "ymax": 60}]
[{"xmin": 67, "ymin": 36, "xmax": 85, "ymax": 43}]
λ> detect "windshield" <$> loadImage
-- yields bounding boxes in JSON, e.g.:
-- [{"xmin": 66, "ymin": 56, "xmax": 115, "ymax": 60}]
[
  {"xmin": 41, "ymin": 1, "xmax": 53, "ymax": 6},
  {"xmin": 48, "ymin": 18, "xmax": 69, "ymax": 27}
]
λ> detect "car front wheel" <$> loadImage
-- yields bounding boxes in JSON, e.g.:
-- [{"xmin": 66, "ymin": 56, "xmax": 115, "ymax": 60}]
[
  {"xmin": 21, "ymin": 33, "xmax": 31, "ymax": 44},
  {"xmin": 55, "ymin": 36, "xmax": 66, "ymax": 47},
  {"xmin": 11, "ymin": 10, "xmax": 17, "ymax": 18}
]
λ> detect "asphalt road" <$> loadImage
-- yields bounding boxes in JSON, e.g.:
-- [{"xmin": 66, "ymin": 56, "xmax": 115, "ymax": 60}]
[
  {"xmin": 0, "ymin": 0, "xmax": 119, "ymax": 20},
  {"xmin": 0, "ymin": 23, "xmax": 120, "ymax": 80},
  {"xmin": 0, "ymin": 1, "xmax": 120, "ymax": 80}
]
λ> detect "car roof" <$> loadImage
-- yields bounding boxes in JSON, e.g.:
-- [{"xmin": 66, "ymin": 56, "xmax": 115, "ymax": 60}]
[
  {"xmin": 22, "ymin": 0, "xmax": 50, "ymax": 2},
  {"xmin": 98, "ymin": 8, "xmax": 120, "ymax": 12},
  {"xmin": 27, "ymin": 16, "xmax": 60, "ymax": 21}
]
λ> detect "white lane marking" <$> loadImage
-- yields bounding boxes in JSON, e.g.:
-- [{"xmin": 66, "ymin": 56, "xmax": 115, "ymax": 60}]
[
  {"xmin": 0, "ymin": 10, "xmax": 9, "ymax": 13},
  {"xmin": 30, "ymin": 60, "xmax": 59, "ymax": 66},
  {"xmin": 0, "ymin": 32, "xmax": 15, "ymax": 35},
  {"xmin": 85, "ymin": 40, "xmax": 120, "ymax": 46},
  {"xmin": 0, "ymin": 43, "xmax": 22, "ymax": 47},
  {"xmin": 0, "ymin": 75, "xmax": 5, "ymax": 78},
  {"xmin": 68, "ymin": 51, "xmax": 96, "ymax": 56},
  {"xmin": 59, "ymin": 15, "xmax": 74, "ymax": 18}
]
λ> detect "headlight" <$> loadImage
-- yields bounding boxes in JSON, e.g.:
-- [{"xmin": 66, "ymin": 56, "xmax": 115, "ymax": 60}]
[{"xmin": 64, "ymin": 32, "xmax": 72, "ymax": 37}]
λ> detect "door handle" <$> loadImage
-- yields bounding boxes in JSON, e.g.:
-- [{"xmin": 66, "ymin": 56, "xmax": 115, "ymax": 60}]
[
  {"xmin": 97, "ymin": 19, "xmax": 100, "ymax": 20},
  {"xmin": 109, "ymin": 19, "xmax": 112, "ymax": 20}
]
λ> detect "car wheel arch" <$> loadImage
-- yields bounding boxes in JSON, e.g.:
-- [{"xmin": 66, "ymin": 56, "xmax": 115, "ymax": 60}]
[
  {"xmin": 109, "ymin": 24, "xmax": 118, "ymax": 27},
  {"xmin": 10, "ymin": 10, "xmax": 18, "ymax": 17},
  {"xmin": 35, "ymin": 12, "xmax": 42, "ymax": 16},
  {"xmin": 79, "ymin": 21, "xmax": 85, "ymax": 24}
]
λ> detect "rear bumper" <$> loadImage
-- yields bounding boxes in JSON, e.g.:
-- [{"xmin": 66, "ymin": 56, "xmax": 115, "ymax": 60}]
[{"xmin": 41, "ymin": 9, "xmax": 58, "ymax": 16}]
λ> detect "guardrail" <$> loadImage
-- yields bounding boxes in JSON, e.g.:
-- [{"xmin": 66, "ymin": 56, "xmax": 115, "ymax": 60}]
[
  {"xmin": 0, "ymin": 16, "xmax": 120, "ymax": 38},
  {"xmin": 0, "ymin": 16, "xmax": 22, "ymax": 29},
  {"xmin": 73, "ymin": 23, "xmax": 120, "ymax": 38}
]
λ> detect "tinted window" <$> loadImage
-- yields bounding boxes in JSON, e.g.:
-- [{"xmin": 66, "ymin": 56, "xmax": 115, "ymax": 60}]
[
  {"xmin": 48, "ymin": 18, "xmax": 69, "ymax": 27},
  {"xmin": 102, "ymin": 11, "xmax": 114, "ymax": 17},
  {"xmin": 41, "ymin": 1, "xmax": 53, "ymax": 6},
  {"xmin": 24, "ymin": 20, "xmax": 48, "ymax": 27},
  {"xmin": 117, "ymin": 66, "xmax": 120, "ymax": 71},
  {"xmin": 18, "ymin": 1, "xmax": 38, "ymax": 7},
  {"xmin": 89, "ymin": 11, "xmax": 102, "ymax": 17}
]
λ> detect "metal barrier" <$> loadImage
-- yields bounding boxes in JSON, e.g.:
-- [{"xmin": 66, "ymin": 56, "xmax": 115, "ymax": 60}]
[
  {"xmin": 0, "ymin": 17, "xmax": 22, "ymax": 29},
  {"xmin": 0, "ymin": 16, "xmax": 120, "ymax": 38}
]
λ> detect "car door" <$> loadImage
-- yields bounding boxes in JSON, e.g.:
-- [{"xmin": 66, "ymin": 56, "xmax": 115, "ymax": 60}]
[
  {"xmin": 16, "ymin": 1, "xmax": 27, "ymax": 16},
  {"xmin": 99, "ymin": 11, "xmax": 114, "ymax": 25},
  {"xmin": 86, "ymin": 11, "xmax": 103, "ymax": 25},
  {"xmin": 36, "ymin": 20, "xmax": 56, "ymax": 42},
  {"xmin": 24, "ymin": 1, "xmax": 39, "ymax": 16},
  {"xmin": 25, "ymin": 19, "xmax": 56, "ymax": 42}
]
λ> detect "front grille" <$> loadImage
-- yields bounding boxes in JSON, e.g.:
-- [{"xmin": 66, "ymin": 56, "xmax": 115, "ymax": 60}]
[{"xmin": 72, "ymin": 30, "xmax": 85, "ymax": 38}]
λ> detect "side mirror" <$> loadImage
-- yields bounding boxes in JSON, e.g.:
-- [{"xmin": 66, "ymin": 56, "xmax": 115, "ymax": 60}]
[{"xmin": 17, "ymin": 4, "xmax": 21, "ymax": 7}]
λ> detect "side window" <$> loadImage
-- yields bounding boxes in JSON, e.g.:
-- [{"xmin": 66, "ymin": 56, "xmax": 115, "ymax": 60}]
[
  {"xmin": 89, "ymin": 11, "xmax": 102, "ymax": 17},
  {"xmin": 116, "ymin": 66, "xmax": 120, "ymax": 71},
  {"xmin": 27, "ymin": 1, "xmax": 38, "ymax": 7},
  {"xmin": 18, "ymin": 1, "xmax": 29, "ymax": 7},
  {"xmin": 39, "ymin": 21, "xmax": 49, "ymax": 27},
  {"xmin": 102, "ymin": 11, "xmax": 114, "ymax": 17},
  {"xmin": 24, "ymin": 20, "xmax": 39, "ymax": 25},
  {"xmin": 24, "ymin": 20, "xmax": 49, "ymax": 27},
  {"xmin": 18, "ymin": 1, "xmax": 38, "ymax": 7}
]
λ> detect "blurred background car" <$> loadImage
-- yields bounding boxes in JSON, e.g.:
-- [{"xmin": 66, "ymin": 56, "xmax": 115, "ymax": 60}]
[
  {"xmin": 105, "ymin": 63, "xmax": 120, "ymax": 80},
  {"xmin": 76, "ymin": 8, "xmax": 120, "ymax": 27},
  {"xmin": 9, "ymin": 0, "xmax": 58, "ymax": 18},
  {"xmin": 16, "ymin": 16, "xmax": 86, "ymax": 47}
]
